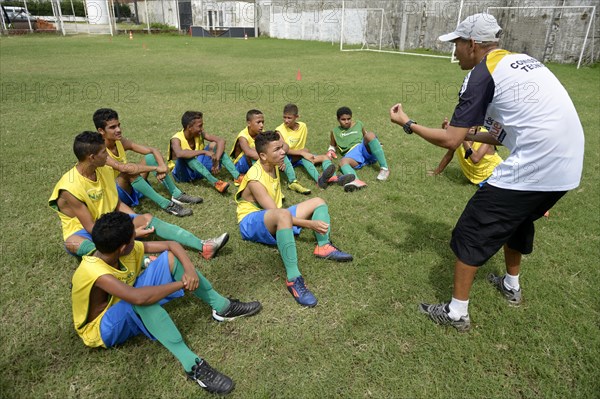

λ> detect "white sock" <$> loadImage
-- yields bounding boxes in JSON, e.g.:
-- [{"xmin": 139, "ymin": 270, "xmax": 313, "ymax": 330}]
[
  {"xmin": 503, "ymin": 273, "xmax": 520, "ymax": 291},
  {"xmin": 448, "ymin": 297, "xmax": 469, "ymax": 320}
]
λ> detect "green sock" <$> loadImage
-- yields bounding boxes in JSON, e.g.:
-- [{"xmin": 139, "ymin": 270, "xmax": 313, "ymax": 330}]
[
  {"xmin": 131, "ymin": 176, "xmax": 171, "ymax": 209},
  {"xmin": 301, "ymin": 159, "xmax": 319, "ymax": 182},
  {"xmin": 144, "ymin": 154, "xmax": 183, "ymax": 198},
  {"xmin": 322, "ymin": 159, "xmax": 333, "ymax": 171},
  {"xmin": 187, "ymin": 158, "xmax": 218, "ymax": 184},
  {"xmin": 148, "ymin": 217, "xmax": 203, "ymax": 252},
  {"xmin": 340, "ymin": 164, "xmax": 357, "ymax": 178},
  {"xmin": 221, "ymin": 153, "xmax": 240, "ymax": 179},
  {"xmin": 367, "ymin": 138, "xmax": 388, "ymax": 169},
  {"xmin": 75, "ymin": 239, "xmax": 96, "ymax": 257},
  {"xmin": 133, "ymin": 303, "xmax": 199, "ymax": 372},
  {"xmin": 276, "ymin": 228, "xmax": 301, "ymax": 281},
  {"xmin": 282, "ymin": 157, "xmax": 298, "ymax": 182},
  {"xmin": 312, "ymin": 204, "xmax": 331, "ymax": 246},
  {"xmin": 171, "ymin": 260, "xmax": 229, "ymax": 312}
]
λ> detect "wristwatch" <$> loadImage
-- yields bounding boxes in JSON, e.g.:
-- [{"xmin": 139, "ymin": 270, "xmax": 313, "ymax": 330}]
[{"xmin": 403, "ymin": 120, "xmax": 417, "ymax": 134}]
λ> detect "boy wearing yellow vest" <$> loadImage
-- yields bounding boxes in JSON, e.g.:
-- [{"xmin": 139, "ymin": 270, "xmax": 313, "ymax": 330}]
[
  {"xmin": 230, "ymin": 109, "xmax": 312, "ymax": 195},
  {"xmin": 72, "ymin": 211, "xmax": 261, "ymax": 395},
  {"xmin": 428, "ymin": 120, "xmax": 502, "ymax": 186},
  {"xmin": 168, "ymin": 111, "xmax": 238, "ymax": 194},
  {"xmin": 93, "ymin": 108, "xmax": 202, "ymax": 218},
  {"xmin": 49, "ymin": 131, "xmax": 229, "ymax": 260},
  {"xmin": 275, "ymin": 103, "xmax": 355, "ymax": 189},
  {"xmin": 235, "ymin": 131, "xmax": 353, "ymax": 307}
]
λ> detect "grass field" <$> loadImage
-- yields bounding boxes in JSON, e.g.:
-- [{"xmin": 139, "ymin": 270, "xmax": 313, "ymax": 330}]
[{"xmin": 1, "ymin": 34, "xmax": 598, "ymax": 398}]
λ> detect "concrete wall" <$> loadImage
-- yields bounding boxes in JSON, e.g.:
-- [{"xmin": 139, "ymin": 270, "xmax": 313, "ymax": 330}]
[{"xmin": 256, "ymin": 0, "xmax": 600, "ymax": 64}]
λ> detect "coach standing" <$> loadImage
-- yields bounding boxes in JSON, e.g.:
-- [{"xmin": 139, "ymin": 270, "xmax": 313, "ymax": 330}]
[{"xmin": 389, "ymin": 13, "xmax": 584, "ymax": 332}]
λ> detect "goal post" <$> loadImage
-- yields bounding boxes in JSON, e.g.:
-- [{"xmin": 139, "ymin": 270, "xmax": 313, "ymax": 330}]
[
  {"xmin": 487, "ymin": 5, "xmax": 596, "ymax": 69},
  {"xmin": 339, "ymin": 0, "xmax": 453, "ymax": 60}
]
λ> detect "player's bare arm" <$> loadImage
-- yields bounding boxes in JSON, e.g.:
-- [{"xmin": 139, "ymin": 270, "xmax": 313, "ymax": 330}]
[
  {"xmin": 143, "ymin": 241, "xmax": 199, "ymax": 291},
  {"xmin": 170, "ymin": 138, "xmax": 203, "ymax": 159},
  {"xmin": 429, "ymin": 149, "xmax": 455, "ymax": 176},
  {"xmin": 203, "ymin": 132, "xmax": 226, "ymax": 161},
  {"xmin": 94, "ymin": 273, "xmax": 184, "ymax": 308},
  {"xmin": 238, "ymin": 137, "xmax": 259, "ymax": 160},
  {"xmin": 245, "ymin": 181, "xmax": 278, "ymax": 210},
  {"xmin": 390, "ymin": 103, "xmax": 469, "ymax": 149},
  {"xmin": 57, "ymin": 190, "xmax": 96, "ymax": 233}
]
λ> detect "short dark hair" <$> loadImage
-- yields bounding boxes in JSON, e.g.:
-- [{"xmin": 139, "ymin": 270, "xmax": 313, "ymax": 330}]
[
  {"xmin": 181, "ymin": 111, "xmax": 203, "ymax": 129},
  {"xmin": 92, "ymin": 212, "xmax": 135, "ymax": 253},
  {"xmin": 73, "ymin": 131, "xmax": 105, "ymax": 161},
  {"xmin": 93, "ymin": 108, "xmax": 119, "ymax": 130},
  {"xmin": 255, "ymin": 131, "xmax": 281, "ymax": 154},
  {"xmin": 283, "ymin": 103, "xmax": 298, "ymax": 115},
  {"xmin": 246, "ymin": 109, "xmax": 263, "ymax": 121},
  {"xmin": 336, "ymin": 106, "xmax": 352, "ymax": 119}
]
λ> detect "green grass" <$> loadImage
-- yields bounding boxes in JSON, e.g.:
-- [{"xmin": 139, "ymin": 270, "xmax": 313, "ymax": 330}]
[{"xmin": 1, "ymin": 34, "xmax": 599, "ymax": 398}]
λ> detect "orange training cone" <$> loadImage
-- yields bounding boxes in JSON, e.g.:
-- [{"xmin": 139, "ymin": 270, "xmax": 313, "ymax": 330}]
[
  {"xmin": 296, "ymin": 69, "xmax": 302, "ymax": 81},
  {"xmin": 129, "ymin": 31, "xmax": 133, "ymax": 40}
]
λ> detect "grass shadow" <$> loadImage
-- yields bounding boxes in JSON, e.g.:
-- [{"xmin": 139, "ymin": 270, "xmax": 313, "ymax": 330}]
[{"xmin": 378, "ymin": 210, "xmax": 457, "ymax": 300}]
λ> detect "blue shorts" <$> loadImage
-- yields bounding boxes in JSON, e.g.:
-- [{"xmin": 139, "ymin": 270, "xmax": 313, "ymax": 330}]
[
  {"xmin": 286, "ymin": 155, "xmax": 304, "ymax": 168},
  {"xmin": 234, "ymin": 156, "xmax": 251, "ymax": 174},
  {"xmin": 172, "ymin": 145, "xmax": 214, "ymax": 182},
  {"xmin": 117, "ymin": 184, "xmax": 143, "ymax": 207},
  {"xmin": 344, "ymin": 142, "xmax": 377, "ymax": 169},
  {"xmin": 239, "ymin": 205, "xmax": 301, "ymax": 245},
  {"xmin": 99, "ymin": 251, "xmax": 184, "ymax": 348},
  {"xmin": 65, "ymin": 214, "xmax": 138, "ymax": 256}
]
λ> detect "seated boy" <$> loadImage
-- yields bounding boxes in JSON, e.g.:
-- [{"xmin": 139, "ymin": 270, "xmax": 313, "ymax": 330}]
[
  {"xmin": 168, "ymin": 111, "xmax": 245, "ymax": 194},
  {"xmin": 94, "ymin": 108, "xmax": 202, "ymax": 218},
  {"xmin": 49, "ymin": 131, "xmax": 229, "ymax": 260},
  {"xmin": 72, "ymin": 211, "xmax": 261, "ymax": 395},
  {"xmin": 230, "ymin": 109, "xmax": 312, "ymax": 195},
  {"xmin": 275, "ymin": 103, "xmax": 355, "ymax": 189},
  {"xmin": 235, "ymin": 131, "xmax": 353, "ymax": 307},
  {"xmin": 328, "ymin": 106, "xmax": 391, "ymax": 192},
  {"xmin": 428, "ymin": 119, "xmax": 503, "ymax": 186}
]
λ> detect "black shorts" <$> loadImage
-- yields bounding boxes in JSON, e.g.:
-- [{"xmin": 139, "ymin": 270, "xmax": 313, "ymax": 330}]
[{"xmin": 450, "ymin": 184, "xmax": 566, "ymax": 266}]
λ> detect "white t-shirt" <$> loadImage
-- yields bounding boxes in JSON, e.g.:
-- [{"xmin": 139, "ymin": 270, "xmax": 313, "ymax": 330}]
[{"xmin": 450, "ymin": 49, "xmax": 584, "ymax": 191}]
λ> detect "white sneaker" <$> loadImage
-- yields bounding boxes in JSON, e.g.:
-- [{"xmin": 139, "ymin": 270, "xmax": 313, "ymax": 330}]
[{"xmin": 377, "ymin": 168, "xmax": 390, "ymax": 181}]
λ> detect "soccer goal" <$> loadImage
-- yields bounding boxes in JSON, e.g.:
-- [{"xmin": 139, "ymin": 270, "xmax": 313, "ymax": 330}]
[
  {"xmin": 487, "ymin": 5, "xmax": 596, "ymax": 69},
  {"xmin": 339, "ymin": 0, "xmax": 455, "ymax": 61}
]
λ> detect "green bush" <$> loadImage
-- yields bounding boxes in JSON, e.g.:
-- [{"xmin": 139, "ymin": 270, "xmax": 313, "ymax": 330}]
[{"xmin": 149, "ymin": 22, "xmax": 176, "ymax": 30}]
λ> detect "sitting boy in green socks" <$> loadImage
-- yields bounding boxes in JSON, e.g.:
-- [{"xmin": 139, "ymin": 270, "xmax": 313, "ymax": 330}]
[
  {"xmin": 72, "ymin": 211, "xmax": 261, "ymax": 395},
  {"xmin": 49, "ymin": 131, "xmax": 229, "ymax": 260},
  {"xmin": 168, "ymin": 111, "xmax": 241, "ymax": 194},
  {"xmin": 93, "ymin": 108, "xmax": 202, "ymax": 218},
  {"xmin": 275, "ymin": 103, "xmax": 355, "ymax": 189},
  {"xmin": 230, "ymin": 109, "xmax": 312, "ymax": 195},
  {"xmin": 235, "ymin": 131, "xmax": 353, "ymax": 308},
  {"xmin": 327, "ymin": 106, "xmax": 391, "ymax": 192}
]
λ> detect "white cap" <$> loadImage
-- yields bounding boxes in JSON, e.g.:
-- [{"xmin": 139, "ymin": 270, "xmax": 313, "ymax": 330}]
[{"xmin": 438, "ymin": 13, "xmax": 502, "ymax": 42}]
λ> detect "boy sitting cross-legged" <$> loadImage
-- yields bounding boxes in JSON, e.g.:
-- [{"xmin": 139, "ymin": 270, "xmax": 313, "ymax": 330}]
[
  {"xmin": 168, "ymin": 111, "xmax": 242, "ymax": 193},
  {"xmin": 275, "ymin": 103, "xmax": 355, "ymax": 189},
  {"xmin": 230, "ymin": 109, "xmax": 312, "ymax": 195},
  {"xmin": 71, "ymin": 211, "xmax": 261, "ymax": 395},
  {"xmin": 327, "ymin": 106, "xmax": 391, "ymax": 192}
]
